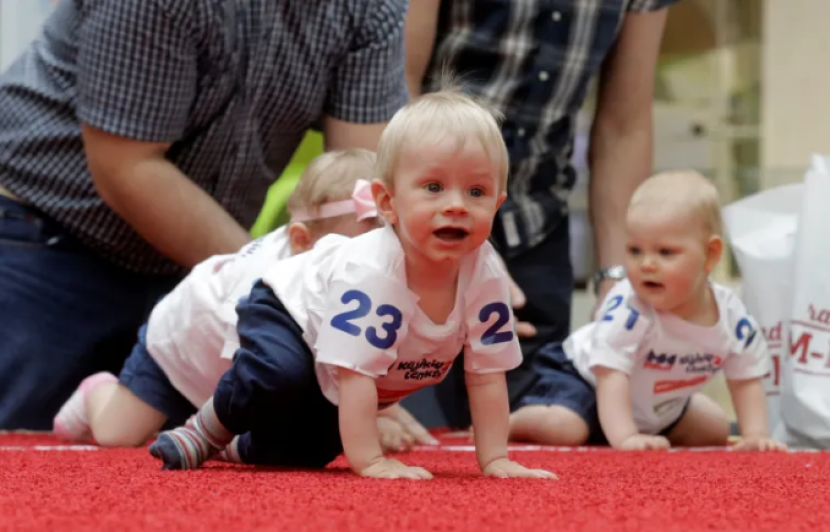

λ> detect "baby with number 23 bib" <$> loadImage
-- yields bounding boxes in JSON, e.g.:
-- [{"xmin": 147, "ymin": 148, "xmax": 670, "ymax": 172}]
[{"xmin": 146, "ymin": 88, "xmax": 557, "ymax": 480}]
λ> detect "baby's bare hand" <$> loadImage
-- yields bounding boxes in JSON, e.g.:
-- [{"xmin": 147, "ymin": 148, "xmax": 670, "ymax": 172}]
[
  {"xmin": 482, "ymin": 458, "xmax": 558, "ymax": 479},
  {"xmin": 377, "ymin": 417, "xmax": 415, "ymax": 453},
  {"xmin": 618, "ymin": 434, "xmax": 671, "ymax": 451},
  {"xmin": 359, "ymin": 457, "xmax": 433, "ymax": 480},
  {"xmin": 732, "ymin": 436, "xmax": 787, "ymax": 452}
]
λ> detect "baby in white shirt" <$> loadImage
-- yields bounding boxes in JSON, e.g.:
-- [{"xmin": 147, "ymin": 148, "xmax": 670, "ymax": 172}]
[{"xmin": 511, "ymin": 170, "xmax": 787, "ymax": 451}]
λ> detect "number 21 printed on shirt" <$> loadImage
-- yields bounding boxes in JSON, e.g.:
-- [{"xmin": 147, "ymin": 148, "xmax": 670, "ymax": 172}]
[{"xmin": 602, "ymin": 295, "xmax": 640, "ymax": 330}]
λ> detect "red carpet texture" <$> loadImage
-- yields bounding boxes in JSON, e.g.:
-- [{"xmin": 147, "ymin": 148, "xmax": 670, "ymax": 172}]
[{"xmin": 0, "ymin": 433, "xmax": 827, "ymax": 532}]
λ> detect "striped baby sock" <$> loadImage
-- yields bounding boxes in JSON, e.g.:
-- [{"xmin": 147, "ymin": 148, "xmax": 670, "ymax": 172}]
[{"xmin": 149, "ymin": 399, "xmax": 233, "ymax": 470}]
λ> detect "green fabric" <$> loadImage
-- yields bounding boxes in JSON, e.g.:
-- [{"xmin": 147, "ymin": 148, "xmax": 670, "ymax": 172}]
[{"xmin": 249, "ymin": 131, "xmax": 325, "ymax": 237}]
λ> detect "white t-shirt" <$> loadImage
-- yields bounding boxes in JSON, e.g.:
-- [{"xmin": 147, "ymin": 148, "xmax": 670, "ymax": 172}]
[
  {"xmin": 145, "ymin": 227, "xmax": 293, "ymax": 407},
  {"xmin": 257, "ymin": 225, "xmax": 524, "ymax": 406},
  {"xmin": 564, "ymin": 279, "xmax": 770, "ymax": 434}
]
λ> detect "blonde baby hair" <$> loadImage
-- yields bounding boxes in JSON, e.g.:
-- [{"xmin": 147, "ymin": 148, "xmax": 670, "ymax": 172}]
[
  {"xmin": 286, "ymin": 148, "xmax": 377, "ymax": 229},
  {"xmin": 375, "ymin": 83, "xmax": 509, "ymax": 191},
  {"xmin": 629, "ymin": 169, "xmax": 723, "ymax": 238}
]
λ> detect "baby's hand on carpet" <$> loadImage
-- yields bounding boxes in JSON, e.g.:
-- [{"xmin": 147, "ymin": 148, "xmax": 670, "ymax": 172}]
[
  {"xmin": 377, "ymin": 416, "xmax": 415, "ymax": 453},
  {"xmin": 618, "ymin": 434, "xmax": 671, "ymax": 451},
  {"xmin": 359, "ymin": 457, "xmax": 433, "ymax": 480},
  {"xmin": 732, "ymin": 436, "xmax": 788, "ymax": 452},
  {"xmin": 482, "ymin": 458, "xmax": 558, "ymax": 479},
  {"xmin": 377, "ymin": 404, "xmax": 438, "ymax": 453}
]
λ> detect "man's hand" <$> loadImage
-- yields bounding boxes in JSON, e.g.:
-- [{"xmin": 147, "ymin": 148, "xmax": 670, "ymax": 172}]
[
  {"xmin": 493, "ymin": 253, "xmax": 537, "ymax": 338},
  {"xmin": 618, "ymin": 434, "xmax": 670, "ymax": 451},
  {"xmin": 482, "ymin": 457, "xmax": 558, "ymax": 479},
  {"xmin": 359, "ymin": 457, "xmax": 433, "ymax": 480},
  {"xmin": 732, "ymin": 436, "xmax": 787, "ymax": 452},
  {"xmin": 377, "ymin": 404, "xmax": 438, "ymax": 452}
]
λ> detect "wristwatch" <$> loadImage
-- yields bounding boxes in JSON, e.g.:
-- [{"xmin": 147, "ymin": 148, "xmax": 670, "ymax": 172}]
[{"xmin": 592, "ymin": 265, "xmax": 626, "ymax": 294}]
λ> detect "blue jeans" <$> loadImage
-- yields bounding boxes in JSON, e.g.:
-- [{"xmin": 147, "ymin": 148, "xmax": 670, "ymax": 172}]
[
  {"xmin": 0, "ymin": 196, "xmax": 180, "ymax": 429},
  {"xmin": 401, "ymin": 217, "xmax": 574, "ymax": 428}
]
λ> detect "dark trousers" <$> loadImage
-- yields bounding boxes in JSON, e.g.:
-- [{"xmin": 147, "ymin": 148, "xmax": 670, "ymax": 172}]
[
  {"xmin": 401, "ymin": 218, "xmax": 574, "ymax": 428},
  {"xmin": 0, "ymin": 196, "xmax": 180, "ymax": 429},
  {"xmin": 213, "ymin": 281, "xmax": 342, "ymax": 468}
]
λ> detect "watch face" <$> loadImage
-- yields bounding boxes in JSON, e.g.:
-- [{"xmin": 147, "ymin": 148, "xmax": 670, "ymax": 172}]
[
  {"xmin": 596, "ymin": 266, "xmax": 625, "ymax": 282},
  {"xmin": 607, "ymin": 266, "xmax": 626, "ymax": 279}
]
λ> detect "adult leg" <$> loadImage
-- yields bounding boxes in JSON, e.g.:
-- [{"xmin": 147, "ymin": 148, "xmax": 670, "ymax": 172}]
[
  {"xmin": 0, "ymin": 197, "xmax": 180, "ymax": 429},
  {"xmin": 664, "ymin": 394, "xmax": 731, "ymax": 447}
]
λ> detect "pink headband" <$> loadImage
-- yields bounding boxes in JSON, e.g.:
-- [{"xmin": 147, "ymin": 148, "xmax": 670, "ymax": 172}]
[{"xmin": 289, "ymin": 179, "xmax": 377, "ymax": 223}]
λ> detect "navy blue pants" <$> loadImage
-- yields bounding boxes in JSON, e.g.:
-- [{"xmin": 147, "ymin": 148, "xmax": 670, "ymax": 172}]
[
  {"xmin": 0, "ymin": 196, "xmax": 180, "ymax": 430},
  {"xmin": 118, "ymin": 325, "xmax": 198, "ymax": 428},
  {"xmin": 213, "ymin": 280, "xmax": 342, "ymax": 468},
  {"xmin": 518, "ymin": 342, "xmax": 690, "ymax": 443},
  {"xmin": 402, "ymin": 218, "xmax": 573, "ymax": 428}
]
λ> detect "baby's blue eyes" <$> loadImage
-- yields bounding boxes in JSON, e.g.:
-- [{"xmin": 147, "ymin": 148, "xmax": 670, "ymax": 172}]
[{"xmin": 424, "ymin": 183, "xmax": 486, "ymax": 197}]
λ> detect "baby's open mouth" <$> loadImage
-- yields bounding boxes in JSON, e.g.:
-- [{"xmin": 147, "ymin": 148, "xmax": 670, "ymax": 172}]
[
  {"xmin": 433, "ymin": 227, "xmax": 469, "ymax": 241},
  {"xmin": 643, "ymin": 281, "xmax": 664, "ymax": 289}
]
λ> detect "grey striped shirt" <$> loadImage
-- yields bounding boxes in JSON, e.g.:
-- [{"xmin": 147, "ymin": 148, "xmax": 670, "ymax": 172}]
[{"xmin": 0, "ymin": 0, "xmax": 408, "ymax": 274}]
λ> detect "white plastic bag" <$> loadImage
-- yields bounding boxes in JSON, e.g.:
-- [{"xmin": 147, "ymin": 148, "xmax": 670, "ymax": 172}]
[
  {"xmin": 777, "ymin": 154, "xmax": 830, "ymax": 448},
  {"xmin": 724, "ymin": 182, "xmax": 803, "ymax": 436}
]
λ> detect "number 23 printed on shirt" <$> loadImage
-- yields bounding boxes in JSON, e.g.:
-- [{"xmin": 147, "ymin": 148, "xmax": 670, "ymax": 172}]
[
  {"xmin": 330, "ymin": 290, "xmax": 515, "ymax": 348},
  {"xmin": 330, "ymin": 289, "xmax": 404, "ymax": 349},
  {"xmin": 602, "ymin": 295, "xmax": 640, "ymax": 330}
]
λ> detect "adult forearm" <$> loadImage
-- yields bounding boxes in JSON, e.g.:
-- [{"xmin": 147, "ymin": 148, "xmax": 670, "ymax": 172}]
[
  {"xmin": 404, "ymin": 0, "xmax": 440, "ymax": 99},
  {"xmin": 95, "ymin": 157, "xmax": 251, "ymax": 268},
  {"xmin": 587, "ymin": 121, "xmax": 652, "ymax": 269}
]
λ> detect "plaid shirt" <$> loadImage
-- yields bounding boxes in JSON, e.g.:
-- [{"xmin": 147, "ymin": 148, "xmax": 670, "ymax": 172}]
[
  {"xmin": 0, "ymin": 0, "xmax": 408, "ymax": 275},
  {"xmin": 425, "ymin": 0, "xmax": 679, "ymax": 259}
]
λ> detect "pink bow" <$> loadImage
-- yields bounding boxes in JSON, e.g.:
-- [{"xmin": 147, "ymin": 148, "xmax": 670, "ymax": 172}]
[{"xmin": 352, "ymin": 179, "xmax": 377, "ymax": 221}]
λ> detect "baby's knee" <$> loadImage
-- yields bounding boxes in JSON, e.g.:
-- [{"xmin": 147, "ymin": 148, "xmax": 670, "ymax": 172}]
[
  {"xmin": 92, "ymin": 426, "xmax": 150, "ymax": 448},
  {"xmin": 510, "ymin": 404, "xmax": 590, "ymax": 446}
]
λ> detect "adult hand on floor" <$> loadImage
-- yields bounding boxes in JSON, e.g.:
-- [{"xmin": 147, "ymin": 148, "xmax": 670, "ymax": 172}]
[{"xmin": 377, "ymin": 404, "xmax": 438, "ymax": 452}]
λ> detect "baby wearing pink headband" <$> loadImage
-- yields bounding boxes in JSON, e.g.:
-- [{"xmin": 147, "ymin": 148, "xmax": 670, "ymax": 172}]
[
  {"xmin": 284, "ymin": 149, "xmax": 381, "ymax": 255},
  {"xmin": 52, "ymin": 148, "xmax": 382, "ymax": 451}
]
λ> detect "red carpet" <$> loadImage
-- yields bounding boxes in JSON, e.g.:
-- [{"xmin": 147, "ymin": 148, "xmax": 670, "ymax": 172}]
[{"xmin": 0, "ymin": 433, "xmax": 826, "ymax": 532}]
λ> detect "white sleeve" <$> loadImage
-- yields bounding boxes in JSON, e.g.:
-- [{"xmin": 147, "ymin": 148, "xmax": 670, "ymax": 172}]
[
  {"xmin": 586, "ymin": 284, "xmax": 649, "ymax": 375},
  {"xmin": 314, "ymin": 263, "xmax": 417, "ymax": 378},
  {"xmin": 723, "ymin": 311, "xmax": 771, "ymax": 381},
  {"xmin": 463, "ymin": 274, "xmax": 523, "ymax": 374}
]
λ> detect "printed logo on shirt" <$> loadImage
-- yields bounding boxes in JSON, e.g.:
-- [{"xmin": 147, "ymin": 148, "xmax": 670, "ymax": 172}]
[
  {"xmin": 395, "ymin": 358, "xmax": 453, "ymax": 381},
  {"xmin": 644, "ymin": 350, "xmax": 677, "ymax": 371},
  {"xmin": 653, "ymin": 376, "xmax": 708, "ymax": 394},
  {"xmin": 678, "ymin": 353, "xmax": 723, "ymax": 374},
  {"xmin": 644, "ymin": 351, "xmax": 724, "ymax": 375}
]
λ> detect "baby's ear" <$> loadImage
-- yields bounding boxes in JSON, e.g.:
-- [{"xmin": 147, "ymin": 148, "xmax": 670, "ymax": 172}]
[
  {"xmin": 371, "ymin": 179, "xmax": 397, "ymax": 225},
  {"xmin": 704, "ymin": 235, "xmax": 723, "ymax": 274},
  {"xmin": 287, "ymin": 222, "xmax": 314, "ymax": 255}
]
